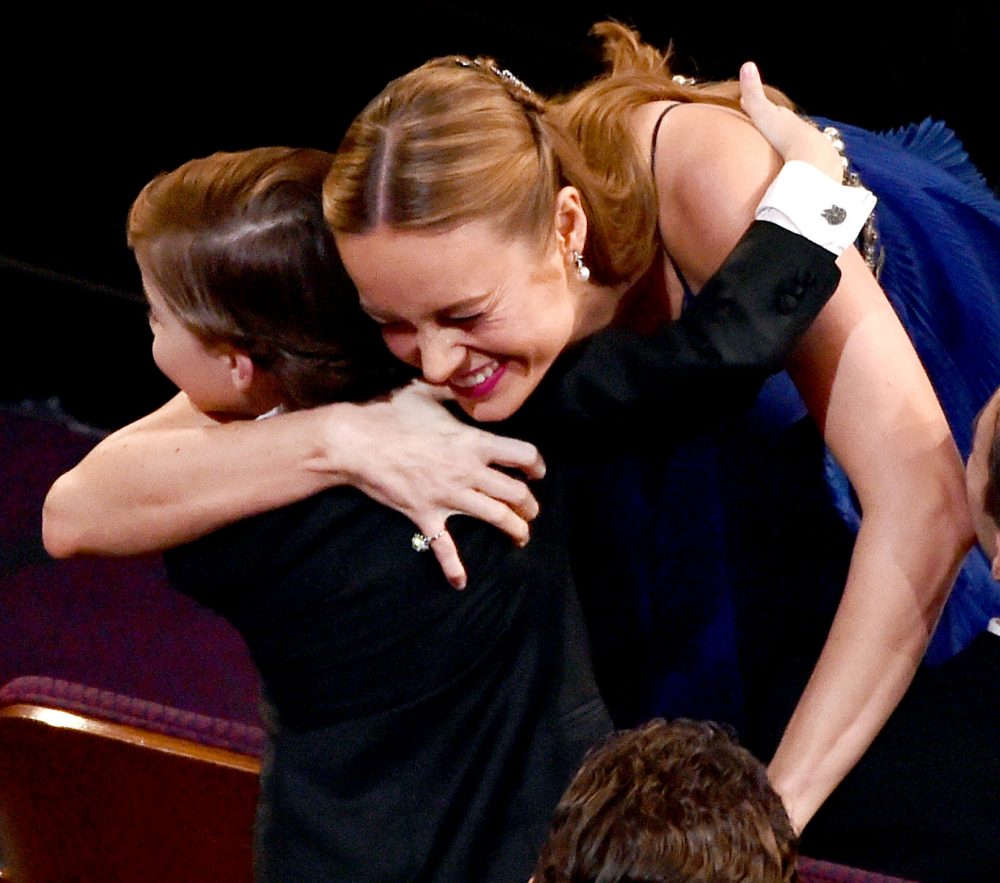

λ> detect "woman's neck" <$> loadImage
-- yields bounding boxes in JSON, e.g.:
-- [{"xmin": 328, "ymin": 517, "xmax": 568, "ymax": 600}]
[
  {"xmin": 570, "ymin": 279, "xmax": 629, "ymax": 341},
  {"xmin": 572, "ymin": 258, "xmax": 677, "ymax": 341}
]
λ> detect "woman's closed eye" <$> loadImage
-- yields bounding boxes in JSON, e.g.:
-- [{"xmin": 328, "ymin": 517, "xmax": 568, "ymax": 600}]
[{"xmin": 443, "ymin": 311, "xmax": 484, "ymax": 327}]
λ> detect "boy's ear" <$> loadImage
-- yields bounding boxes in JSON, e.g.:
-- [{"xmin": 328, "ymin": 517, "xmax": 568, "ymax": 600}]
[{"xmin": 226, "ymin": 350, "xmax": 257, "ymax": 393}]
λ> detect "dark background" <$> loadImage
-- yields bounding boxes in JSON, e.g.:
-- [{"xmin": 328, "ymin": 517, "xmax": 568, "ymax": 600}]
[{"xmin": 4, "ymin": 3, "xmax": 997, "ymax": 430}]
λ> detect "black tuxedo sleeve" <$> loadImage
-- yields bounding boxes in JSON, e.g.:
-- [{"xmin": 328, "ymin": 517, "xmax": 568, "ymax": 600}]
[{"xmin": 534, "ymin": 221, "xmax": 840, "ymax": 435}]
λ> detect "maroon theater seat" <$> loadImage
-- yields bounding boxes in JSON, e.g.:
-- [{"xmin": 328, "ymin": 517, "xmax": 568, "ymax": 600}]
[
  {"xmin": 0, "ymin": 676, "xmax": 264, "ymax": 883},
  {"xmin": 799, "ymin": 855, "xmax": 919, "ymax": 883}
]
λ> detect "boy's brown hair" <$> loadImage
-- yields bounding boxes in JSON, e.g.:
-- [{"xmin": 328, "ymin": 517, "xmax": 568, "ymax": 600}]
[
  {"xmin": 128, "ymin": 147, "xmax": 410, "ymax": 409},
  {"xmin": 534, "ymin": 718, "xmax": 799, "ymax": 882}
]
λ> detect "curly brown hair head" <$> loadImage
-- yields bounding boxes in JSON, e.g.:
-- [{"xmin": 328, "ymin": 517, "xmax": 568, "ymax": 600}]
[{"xmin": 533, "ymin": 718, "xmax": 799, "ymax": 883}]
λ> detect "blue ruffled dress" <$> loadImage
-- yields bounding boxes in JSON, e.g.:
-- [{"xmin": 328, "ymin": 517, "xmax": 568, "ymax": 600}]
[
  {"xmin": 814, "ymin": 117, "xmax": 1000, "ymax": 665},
  {"xmin": 570, "ymin": 118, "xmax": 1000, "ymax": 734}
]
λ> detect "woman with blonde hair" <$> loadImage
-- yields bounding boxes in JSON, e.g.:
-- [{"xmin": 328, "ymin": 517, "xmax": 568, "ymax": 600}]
[
  {"xmin": 323, "ymin": 24, "xmax": 999, "ymax": 834},
  {"xmin": 40, "ymin": 27, "xmax": 971, "ymax": 840},
  {"xmin": 45, "ymin": 74, "xmax": 868, "ymax": 876}
]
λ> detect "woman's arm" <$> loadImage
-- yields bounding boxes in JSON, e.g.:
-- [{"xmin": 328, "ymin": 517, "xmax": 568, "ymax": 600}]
[
  {"xmin": 42, "ymin": 383, "xmax": 545, "ymax": 588},
  {"xmin": 653, "ymin": 102, "xmax": 973, "ymax": 831},
  {"xmin": 768, "ymin": 249, "xmax": 972, "ymax": 828}
]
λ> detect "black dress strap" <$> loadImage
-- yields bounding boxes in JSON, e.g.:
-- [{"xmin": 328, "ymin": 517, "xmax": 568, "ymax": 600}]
[
  {"xmin": 649, "ymin": 103, "xmax": 695, "ymax": 305},
  {"xmin": 650, "ymin": 102, "xmax": 681, "ymax": 174}
]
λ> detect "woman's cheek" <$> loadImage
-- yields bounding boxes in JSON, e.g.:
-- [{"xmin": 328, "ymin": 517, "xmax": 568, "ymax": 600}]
[{"xmin": 381, "ymin": 326, "xmax": 420, "ymax": 368}]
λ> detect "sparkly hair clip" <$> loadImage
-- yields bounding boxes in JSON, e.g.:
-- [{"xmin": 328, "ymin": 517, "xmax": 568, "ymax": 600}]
[{"xmin": 455, "ymin": 56, "xmax": 535, "ymax": 100}]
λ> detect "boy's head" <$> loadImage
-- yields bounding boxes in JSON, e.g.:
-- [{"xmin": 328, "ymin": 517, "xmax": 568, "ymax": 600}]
[
  {"xmin": 967, "ymin": 386, "xmax": 1000, "ymax": 575},
  {"xmin": 534, "ymin": 718, "xmax": 799, "ymax": 883},
  {"xmin": 128, "ymin": 147, "xmax": 410, "ymax": 416}
]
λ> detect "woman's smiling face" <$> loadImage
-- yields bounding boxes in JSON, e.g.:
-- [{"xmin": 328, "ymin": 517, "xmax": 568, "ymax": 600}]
[{"xmin": 336, "ymin": 220, "xmax": 582, "ymax": 422}]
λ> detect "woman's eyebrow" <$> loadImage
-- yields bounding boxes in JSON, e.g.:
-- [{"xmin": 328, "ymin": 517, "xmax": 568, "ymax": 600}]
[{"xmin": 359, "ymin": 292, "xmax": 491, "ymax": 321}]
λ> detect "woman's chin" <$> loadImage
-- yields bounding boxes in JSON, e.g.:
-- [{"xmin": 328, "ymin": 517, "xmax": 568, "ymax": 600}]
[{"xmin": 455, "ymin": 396, "xmax": 517, "ymax": 423}]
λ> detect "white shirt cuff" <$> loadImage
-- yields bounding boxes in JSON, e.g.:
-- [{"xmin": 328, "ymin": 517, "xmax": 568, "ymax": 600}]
[{"xmin": 755, "ymin": 160, "xmax": 877, "ymax": 255}]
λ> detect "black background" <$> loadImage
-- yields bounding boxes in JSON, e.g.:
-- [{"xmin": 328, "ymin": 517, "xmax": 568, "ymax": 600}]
[{"xmin": 4, "ymin": 3, "xmax": 997, "ymax": 429}]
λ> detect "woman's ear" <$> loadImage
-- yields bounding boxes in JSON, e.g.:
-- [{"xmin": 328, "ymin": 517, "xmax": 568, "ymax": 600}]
[{"xmin": 553, "ymin": 186, "xmax": 589, "ymax": 258}]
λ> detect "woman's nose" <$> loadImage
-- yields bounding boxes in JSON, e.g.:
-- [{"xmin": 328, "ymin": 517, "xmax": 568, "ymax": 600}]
[{"xmin": 417, "ymin": 326, "xmax": 464, "ymax": 384}]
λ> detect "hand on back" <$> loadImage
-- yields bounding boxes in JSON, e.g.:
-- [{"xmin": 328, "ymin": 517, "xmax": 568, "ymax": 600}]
[
  {"xmin": 333, "ymin": 381, "xmax": 546, "ymax": 589},
  {"xmin": 739, "ymin": 61, "xmax": 845, "ymax": 182}
]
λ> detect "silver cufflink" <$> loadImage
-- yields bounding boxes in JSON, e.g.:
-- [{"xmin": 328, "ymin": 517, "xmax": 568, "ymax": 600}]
[{"xmin": 821, "ymin": 205, "xmax": 847, "ymax": 225}]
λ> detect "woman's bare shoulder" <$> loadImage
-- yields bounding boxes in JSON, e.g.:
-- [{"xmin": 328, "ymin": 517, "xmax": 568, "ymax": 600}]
[{"xmin": 648, "ymin": 102, "xmax": 784, "ymax": 283}]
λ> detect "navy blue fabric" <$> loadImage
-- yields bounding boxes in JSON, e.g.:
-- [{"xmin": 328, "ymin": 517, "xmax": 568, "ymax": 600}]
[
  {"xmin": 816, "ymin": 117, "xmax": 1000, "ymax": 663},
  {"xmin": 574, "ymin": 118, "xmax": 1000, "ymax": 736}
]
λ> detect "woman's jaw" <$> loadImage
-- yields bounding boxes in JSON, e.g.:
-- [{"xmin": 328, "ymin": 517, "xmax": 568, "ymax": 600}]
[{"xmin": 336, "ymin": 221, "xmax": 589, "ymax": 424}]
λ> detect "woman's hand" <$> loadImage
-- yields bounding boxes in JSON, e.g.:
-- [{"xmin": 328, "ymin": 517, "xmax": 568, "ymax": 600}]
[
  {"xmin": 328, "ymin": 381, "xmax": 546, "ymax": 589},
  {"xmin": 44, "ymin": 385, "xmax": 545, "ymax": 591},
  {"xmin": 739, "ymin": 61, "xmax": 844, "ymax": 183}
]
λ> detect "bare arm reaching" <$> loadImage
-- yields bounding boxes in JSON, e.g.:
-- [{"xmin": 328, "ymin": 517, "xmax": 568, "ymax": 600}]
[
  {"xmin": 42, "ymin": 382, "xmax": 545, "ymax": 589},
  {"xmin": 649, "ymin": 94, "xmax": 973, "ymax": 832}
]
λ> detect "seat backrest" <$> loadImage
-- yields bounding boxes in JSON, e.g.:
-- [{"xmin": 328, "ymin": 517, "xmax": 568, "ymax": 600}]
[
  {"xmin": 0, "ymin": 676, "xmax": 264, "ymax": 883},
  {"xmin": 0, "ymin": 679, "xmax": 917, "ymax": 883},
  {"xmin": 798, "ymin": 855, "xmax": 919, "ymax": 883}
]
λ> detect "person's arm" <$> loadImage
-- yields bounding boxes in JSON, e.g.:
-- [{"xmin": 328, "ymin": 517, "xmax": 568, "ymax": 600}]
[
  {"xmin": 544, "ymin": 73, "xmax": 871, "ymax": 432},
  {"xmin": 653, "ymin": 98, "xmax": 973, "ymax": 833},
  {"xmin": 548, "ymin": 221, "xmax": 840, "ymax": 432},
  {"xmin": 42, "ymin": 384, "xmax": 545, "ymax": 588}
]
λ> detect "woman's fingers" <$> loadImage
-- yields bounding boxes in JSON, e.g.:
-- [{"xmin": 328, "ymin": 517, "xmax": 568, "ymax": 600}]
[
  {"xmin": 417, "ymin": 481, "xmax": 538, "ymax": 589},
  {"xmin": 421, "ymin": 527, "xmax": 468, "ymax": 590},
  {"xmin": 475, "ymin": 467, "xmax": 540, "ymax": 522},
  {"xmin": 417, "ymin": 495, "xmax": 531, "ymax": 590},
  {"xmin": 458, "ymin": 489, "xmax": 533, "ymax": 547},
  {"xmin": 484, "ymin": 435, "xmax": 547, "ymax": 481},
  {"xmin": 342, "ymin": 383, "xmax": 549, "ymax": 589}
]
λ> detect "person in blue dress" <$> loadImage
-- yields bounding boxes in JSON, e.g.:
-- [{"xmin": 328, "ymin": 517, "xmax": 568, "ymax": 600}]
[
  {"xmin": 813, "ymin": 115, "xmax": 1000, "ymax": 663},
  {"xmin": 560, "ymin": 22, "xmax": 1000, "ymax": 830},
  {"xmin": 43, "ymin": 21, "xmax": 993, "ymax": 836},
  {"xmin": 322, "ymin": 25, "xmax": 991, "ymax": 832},
  {"xmin": 45, "ymin": 139, "xmax": 848, "ymax": 880}
]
